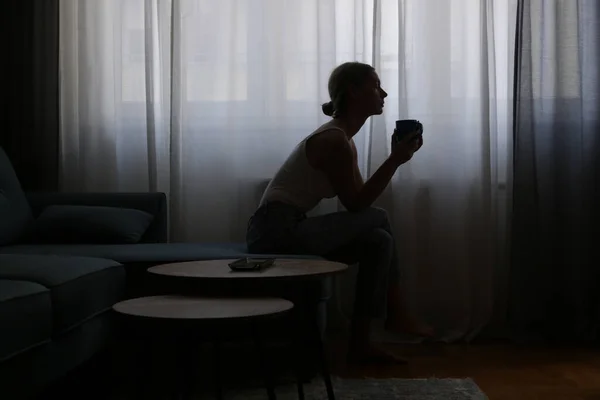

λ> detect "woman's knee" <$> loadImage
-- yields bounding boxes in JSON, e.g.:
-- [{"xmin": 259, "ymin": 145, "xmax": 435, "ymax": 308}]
[
  {"xmin": 357, "ymin": 206, "xmax": 391, "ymax": 228},
  {"xmin": 360, "ymin": 227, "xmax": 394, "ymax": 252}
]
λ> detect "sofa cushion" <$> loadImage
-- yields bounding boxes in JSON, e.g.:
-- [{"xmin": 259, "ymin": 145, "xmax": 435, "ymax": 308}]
[
  {"xmin": 0, "ymin": 280, "xmax": 52, "ymax": 362},
  {"xmin": 32, "ymin": 205, "xmax": 154, "ymax": 244},
  {"xmin": 0, "ymin": 254, "xmax": 125, "ymax": 336},
  {"xmin": 0, "ymin": 243, "xmax": 322, "ymax": 264},
  {"xmin": 0, "ymin": 148, "xmax": 34, "ymax": 246}
]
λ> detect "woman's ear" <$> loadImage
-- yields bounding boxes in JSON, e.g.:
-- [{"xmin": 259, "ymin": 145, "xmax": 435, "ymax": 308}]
[{"xmin": 347, "ymin": 85, "xmax": 360, "ymax": 100}]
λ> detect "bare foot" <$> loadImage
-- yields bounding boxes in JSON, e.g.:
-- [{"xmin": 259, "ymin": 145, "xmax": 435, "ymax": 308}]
[
  {"xmin": 385, "ymin": 316, "xmax": 435, "ymax": 337},
  {"xmin": 347, "ymin": 345, "xmax": 408, "ymax": 365}
]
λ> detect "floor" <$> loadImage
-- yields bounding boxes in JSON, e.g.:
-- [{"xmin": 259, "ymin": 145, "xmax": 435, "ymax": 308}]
[
  {"xmin": 329, "ymin": 340, "xmax": 600, "ymax": 400},
  {"xmin": 40, "ymin": 340, "xmax": 600, "ymax": 399}
]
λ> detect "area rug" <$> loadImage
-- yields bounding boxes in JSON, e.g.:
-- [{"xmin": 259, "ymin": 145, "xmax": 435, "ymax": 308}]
[{"xmin": 226, "ymin": 377, "xmax": 488, "ymax": 399}]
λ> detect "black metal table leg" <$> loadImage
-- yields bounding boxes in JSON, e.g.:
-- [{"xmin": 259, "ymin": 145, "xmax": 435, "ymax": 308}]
[
  {"xmin": 133, "ymin": 337, "xmax": 152, "ymax": 400},
  {"xmin": 174, "ymin": 338, "xmax": 195, "ymax": 400},
  {"xmin": 292, "ymin": 333, "xmax": 305, "ymax": 400},
  {"xmin": 252, "ymin": 321, "xmax": 277, "ymax": 400},
  {"xmin": 213, "ymin": 339, "xmax": 223, "ymax": 400},
  {"xmin": 294, "ymin": 291, "xmax": 336, "ymax": 400},
  {"xmin": 308, "ymin": 306, "xmax": 335, "ymax": 400}
]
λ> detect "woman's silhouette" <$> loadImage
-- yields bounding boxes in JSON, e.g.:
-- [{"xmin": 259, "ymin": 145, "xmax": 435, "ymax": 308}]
[{"xmin": 247, "ymin": 62, "xmax": 431, "ymax": 364}]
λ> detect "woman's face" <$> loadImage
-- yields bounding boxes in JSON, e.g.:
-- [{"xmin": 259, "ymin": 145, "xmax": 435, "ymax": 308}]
[{"xmin": 353, "ymin": 71, "xmax": 388, "ymax": 116}]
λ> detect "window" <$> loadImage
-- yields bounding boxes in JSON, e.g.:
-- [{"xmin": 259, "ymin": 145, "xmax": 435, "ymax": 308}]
[
  {"xmin": 120, "ymin": 0, "xmax": 250, "ymax": 103},
  {"xmin": 185, "ymin": 0, "xmax": 248, "ymax": 102},
  {"xmin": 122, "ymin": 1, "xmax": 146, "ymax": 102},
  {"xmin": 282, "ymin": 1, "xmax": 320, "ymax": 101}
]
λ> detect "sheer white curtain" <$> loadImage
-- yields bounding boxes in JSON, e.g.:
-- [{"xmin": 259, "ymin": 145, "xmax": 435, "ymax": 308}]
[
  {"xmin": 59, "ymin": 0, "xmax": 516, "ymax": 341},
  {"xmin": 378, "ymin": 0, "xmax": 517, "ymax": 341}
]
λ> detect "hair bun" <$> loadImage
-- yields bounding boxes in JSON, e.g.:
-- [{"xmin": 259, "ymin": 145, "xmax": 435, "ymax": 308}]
[{"xmin": 321, "ymin": 101, "xmax": 335, "ymax": 117}]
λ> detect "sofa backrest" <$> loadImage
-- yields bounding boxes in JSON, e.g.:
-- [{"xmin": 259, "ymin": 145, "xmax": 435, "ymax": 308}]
[{"xmin": 0, "ymin": 148, "xmax": 33, "ymax": 245}]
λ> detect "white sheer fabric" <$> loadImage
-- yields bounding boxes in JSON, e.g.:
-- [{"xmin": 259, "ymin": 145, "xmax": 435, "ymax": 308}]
[{"xmin": 59, "ymin": 0, "xmax": 517, "ymax": 341}]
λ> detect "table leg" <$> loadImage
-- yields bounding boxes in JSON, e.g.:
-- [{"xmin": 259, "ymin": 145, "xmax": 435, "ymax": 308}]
[
  {"xmin": 298, "ymin": 298, "xmax": 335, "ymax": 400},
  {"xmin": 310, "ymin": 310, "xmax": 335, "ymax": 400},
  {"xmin": 252, "ymin": 321, "xmax": 277, "ymax": 400},
  {"xmin": 132, "ymin": 337, "xmax": 152, "ymax": 400},
  {"xmin": 213, "ymin": 339, "xmax": 223, "ymax": 400},
  {"xmin": 291, "ymin": 334, "xmax": 305, "ymax": 400},
  {"xmin": 174, "ymin": 338, "xmax": 195, "ymax": 400}
]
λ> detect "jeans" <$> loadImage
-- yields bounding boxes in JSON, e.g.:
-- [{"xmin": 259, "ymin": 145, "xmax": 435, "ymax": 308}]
[{"xmin": 246, "ymin": 201, "xmax": 401, "ymax": 319}]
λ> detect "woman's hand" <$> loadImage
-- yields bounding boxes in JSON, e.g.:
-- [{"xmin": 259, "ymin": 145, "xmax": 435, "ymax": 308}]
[{"xmin": 390, "ymin": 130, "xmax": 423, "ymax": 166}]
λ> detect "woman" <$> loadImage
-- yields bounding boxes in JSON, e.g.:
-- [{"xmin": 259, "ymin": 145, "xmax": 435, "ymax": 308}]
[{"xmin": 246, "ymin": 61, "xmax": 431, "ymax": 364}]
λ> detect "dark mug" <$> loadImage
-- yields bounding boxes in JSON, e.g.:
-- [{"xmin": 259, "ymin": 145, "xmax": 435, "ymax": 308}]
[{"xmin": 393, "ymin": 119, "xmax": 423, "ymax": 144}]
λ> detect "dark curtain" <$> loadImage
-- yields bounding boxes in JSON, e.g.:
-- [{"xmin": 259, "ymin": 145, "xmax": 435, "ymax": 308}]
[
  {"xmin": 510, "ymin": 0, "xmax": 600, "ymax": 342},
  {"xmin": 0, "ymin": 0, "xmax": 59, "ymax": 191}
]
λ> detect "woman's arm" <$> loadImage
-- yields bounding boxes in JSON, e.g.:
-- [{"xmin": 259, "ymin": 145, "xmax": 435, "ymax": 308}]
[
  {"xmin": 309, "ymin": 130, "xmax": 406, "ymax": 212},
  {"xmin": 350, "ymin": 140, "xmax": 365, "ymax": 189}
]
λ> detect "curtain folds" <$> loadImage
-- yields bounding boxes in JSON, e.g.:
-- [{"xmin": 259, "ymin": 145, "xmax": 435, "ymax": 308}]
[{"xmin": 510, "ymin": 0, "xmax": 600, "ymax": 342}]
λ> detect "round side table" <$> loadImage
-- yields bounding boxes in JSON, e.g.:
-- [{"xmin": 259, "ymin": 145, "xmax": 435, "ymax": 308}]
[
  {"xmin": 113, "ymin": 295, "xmax": 295, "ymax": 400},
  {"xmin": 148, "ymin": 259, "xmax": 348, "ymax": 400},
  {"xmin": 148, "ymin": 258, "xmax": 347, "ymax": 281}
]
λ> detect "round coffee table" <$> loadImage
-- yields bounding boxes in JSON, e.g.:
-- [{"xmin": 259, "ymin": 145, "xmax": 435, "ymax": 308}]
[
  {"xmin": 114, "ymin": 295, "xmax": 292, "ymax": 321},
  {"xmin": 147, "ymin": 258, "xmax": 348, "ymax": 281},
  {"xmin": 148, "ymin": 259, "xmax": 348, "ymax": 400},
  {"xmin": 113, "ymin": 295, "xmax": 295, "ymax": 400}
]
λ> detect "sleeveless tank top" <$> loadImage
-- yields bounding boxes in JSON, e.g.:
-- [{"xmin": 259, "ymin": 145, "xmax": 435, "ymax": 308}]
[{"xmin": 259, "ymin": 123, "xmax": 343, "ymax": 212}]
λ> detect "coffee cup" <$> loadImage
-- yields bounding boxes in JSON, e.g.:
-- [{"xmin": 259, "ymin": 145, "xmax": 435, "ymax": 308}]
[{"xmin": 393, "ymin": 119, "xmax": 423, "ymax": 144}]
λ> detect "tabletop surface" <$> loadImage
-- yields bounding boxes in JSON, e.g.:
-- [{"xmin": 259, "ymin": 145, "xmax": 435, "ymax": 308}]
[
  {"xmin": 113, "ymin": 295, "xmax": 294, "ymax": 320},
  {"xmin": 147, "ymin": 258, "xmax": 348, "ymax": 280}
]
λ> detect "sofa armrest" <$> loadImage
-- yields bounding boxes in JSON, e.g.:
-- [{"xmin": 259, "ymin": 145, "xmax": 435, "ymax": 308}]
[{"xmin": 25, "ymin": 192, "xmax": 168, "ymax": 243}]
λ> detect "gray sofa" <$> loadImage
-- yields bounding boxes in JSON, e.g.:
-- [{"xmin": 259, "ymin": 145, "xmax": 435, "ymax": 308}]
[{"xmin": 0, "ymin": 147, "xmax": 330, "ymax": 398}]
